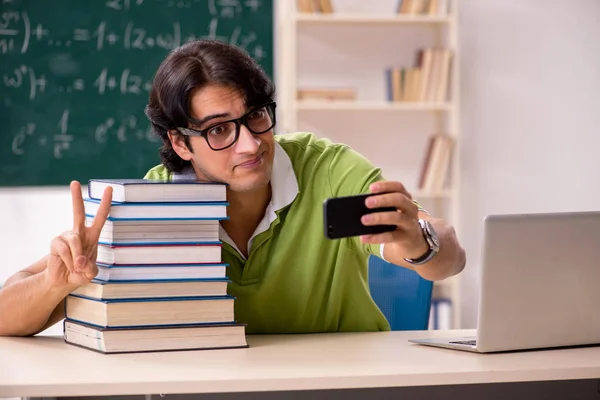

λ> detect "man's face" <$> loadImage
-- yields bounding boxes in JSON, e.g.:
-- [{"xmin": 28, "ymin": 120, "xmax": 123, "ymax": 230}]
[{"xmin": 170, "ymin": 85, "xmax": 275, "ymax": 193}]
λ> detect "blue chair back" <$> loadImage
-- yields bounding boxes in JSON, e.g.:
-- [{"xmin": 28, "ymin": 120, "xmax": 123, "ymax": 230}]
[{"xmin": 368, "ymin": 255, "xmax": 433, "ymax": 331}]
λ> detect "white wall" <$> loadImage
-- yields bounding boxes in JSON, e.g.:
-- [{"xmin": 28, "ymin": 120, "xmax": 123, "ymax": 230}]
[
  {"xmin": 1, "ymin": 0, "xmax": 599, "ymax": 332},
  {"xmin": 0, "ymin": 187, "xmax": 73, "ymax": 283},
  {"xmin": 458, "ymin": 0, "xmax": 600, "ymax": 327},
  {"xmin": 0, "ymin": 187, "xmax": 72, "ymax": 335}
]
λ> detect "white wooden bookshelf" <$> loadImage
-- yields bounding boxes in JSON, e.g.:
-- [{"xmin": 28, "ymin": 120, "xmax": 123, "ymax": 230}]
[
  {"xmin": 275, "ymin": 1, "xmax": 462, "ymax": 329},
  {"xmin": 296, "ymin": 13, "xmax": 452, "ymax": 24},
  {"xmin": 296, "ymin": 100, "xmax": 453, "ymax": 111}
]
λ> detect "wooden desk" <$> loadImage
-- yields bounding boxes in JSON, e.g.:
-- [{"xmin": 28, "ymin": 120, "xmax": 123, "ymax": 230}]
[{"xmin": 1, "ymin": 329, "xmax": 599, "ymax": 399}]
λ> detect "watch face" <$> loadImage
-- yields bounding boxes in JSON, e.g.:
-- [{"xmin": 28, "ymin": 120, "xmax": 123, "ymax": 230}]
[{"xmin": 425, "ymin": 220, "xmax": 440, "ymax": 248}]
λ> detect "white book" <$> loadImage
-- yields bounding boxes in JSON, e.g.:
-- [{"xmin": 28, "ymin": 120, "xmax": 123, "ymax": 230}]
[
  {"xmin": 84, "ymin": 199, "xmax": 228, "ymax": 220},
  {"xmin": 94, "ymin": 262, "xmax": 228, "ymax": 281},
  {"xmin": 98, "ymin": 233, "xmax": 220, "ymax": 245},
  {"xmin": 96, "ymin": 242, "xmax": 222, "ymax": 265},
  {"xmin": 93, "ymin": 218, "xmax": 221, "ymax": 243},
  {"xmin": 64, "ymin": 320, "xmax": 247, "ymax": 354},
  {"xmin": 72, "ymin": 278, "xmax": 230, "ymax": 299},
  {"xmin": 90, "ymin": 218, "xmax": 221, "ymax": 232},
  {"xmin": 65, "ymin": 295, "xmax": 235, "ymax": 327},
  {"xmin": 87, "ymin": 179, "xmax": 227, "ymax": 203}
]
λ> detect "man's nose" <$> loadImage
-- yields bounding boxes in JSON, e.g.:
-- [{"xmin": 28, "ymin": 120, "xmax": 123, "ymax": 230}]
[{"xmin": 234, "ymin": 124, "xmax": 260, "ymax": 154}]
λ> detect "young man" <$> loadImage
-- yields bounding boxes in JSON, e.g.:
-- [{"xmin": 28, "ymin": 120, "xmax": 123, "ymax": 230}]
[{"xmin": 0, "ymin": 40, "xmax": 465, "ymax": 336}]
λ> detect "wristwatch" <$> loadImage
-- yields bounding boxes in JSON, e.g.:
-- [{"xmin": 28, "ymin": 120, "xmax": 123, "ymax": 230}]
[{"xmin": 404, "ymin": 219, "xmax": 440, "ymax": 265}]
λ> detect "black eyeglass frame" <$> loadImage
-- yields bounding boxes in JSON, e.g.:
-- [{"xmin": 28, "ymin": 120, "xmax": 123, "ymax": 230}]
[{"xmin": 176, "ymin": 101, "xmax": 277, "ymax": 151}]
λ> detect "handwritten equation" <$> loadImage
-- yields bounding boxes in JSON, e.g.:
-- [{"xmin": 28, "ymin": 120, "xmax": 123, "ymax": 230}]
[
  {"xmin": 0, "ymin": 0, "xmax": 266, "ymax": 55},
  {"xmin": 2, "ymin": 65, "xmax": 155, "ymax": 99},
  {"xmin": 1, "ymin": 1, "xmax": 268, "ymax": 100},
  {"xmin": 11, "ymin": 110, "xmax": 159, "ymax": 159}
]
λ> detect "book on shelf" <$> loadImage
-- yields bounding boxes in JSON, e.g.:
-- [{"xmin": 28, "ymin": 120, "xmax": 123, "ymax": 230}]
[
  {"xmin": 297, "ymin": 0, "xmax": 333, "ymax": 14},
  {"xmin": 418, "ymin": 134, "xmax": 454, "ymax": 193},
  {"xmin": 84, "ymin": 198, "xmax": 228, "ymax": 221},
  {"xmin": 64, "ymin": 319, "xmax": 248, "ymax": 354},
  {"xmin": 65, "ymin": 294, "xmax": 236, "ymax": 328},
  {"xmin": 397, "ymin": 0, "xmax": 449, "ymax": 16},
  {"xmin": 72, "ymin": 278, "xmax": 230, "ymax": 300},
  {"xmin": 430, "ymin": 281, "xmax": 453, "ymax": 329},
  {"xmin": 94, "ymin": 262, "xmax": 228, "ymax": 282},
  {"xmin": 429, "ymin": 298, "xmax": 452, "ymax": 330},
  {"xmin": 87, "ymin": 179, "xmax": 227, "ymax": 203},
  {"xmin": 297, "ymin": 88, "xmax": 356, "ymax": 102},
  {"xmin": 386, "ymin": 47, "xmax": 453, "ymax": 103}
]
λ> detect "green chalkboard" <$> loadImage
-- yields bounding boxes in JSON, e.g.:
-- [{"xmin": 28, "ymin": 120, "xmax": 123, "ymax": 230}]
[{"xmin": 0, "ymin": 0, "xmax": 273, "ymax": 186}]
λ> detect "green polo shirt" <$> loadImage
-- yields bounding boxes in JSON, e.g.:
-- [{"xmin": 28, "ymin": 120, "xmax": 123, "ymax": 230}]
[{"xmin": 144, "ymin": 132, "xmax": 391, "ymax": 333}]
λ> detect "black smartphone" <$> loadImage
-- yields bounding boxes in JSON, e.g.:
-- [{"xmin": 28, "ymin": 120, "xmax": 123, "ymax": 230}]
[{"xmin": 323, "ymin": 193, "xmax": 397, "ymax": 239}]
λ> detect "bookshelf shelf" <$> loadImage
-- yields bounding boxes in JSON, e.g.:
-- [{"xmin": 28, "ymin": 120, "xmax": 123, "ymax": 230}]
[
  {"xmin": 295, "ymin": 13, "xmax": 452, "ymax": 25},
  {"xmin": 296, "ymin": 101, "xmax": 452, "ymax": 112}
]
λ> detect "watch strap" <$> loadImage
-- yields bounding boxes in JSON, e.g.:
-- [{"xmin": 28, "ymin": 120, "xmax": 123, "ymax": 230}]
[{"xmin": 403, "ymin": 219, "xmax": 438, "ymax": 266}]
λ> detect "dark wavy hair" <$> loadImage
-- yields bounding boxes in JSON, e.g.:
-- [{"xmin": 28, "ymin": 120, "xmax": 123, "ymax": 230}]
[{"xmin": 145, "ymin": 40, "xmax": 275, "ymax": 172}]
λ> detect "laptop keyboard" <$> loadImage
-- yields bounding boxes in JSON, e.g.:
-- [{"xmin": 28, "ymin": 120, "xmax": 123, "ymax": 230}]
[{"xmin": 450, "ymin": 340, "xmax": 477, "ymax": 346}]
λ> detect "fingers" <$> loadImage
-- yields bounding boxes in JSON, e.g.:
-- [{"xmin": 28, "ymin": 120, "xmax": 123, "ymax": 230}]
[
  {"xmin": 80, "ymin": 260, "xmax": 99, "ymax": 282},
  {"xmin": 369, "ymin": 181, "xmax": 412, "ymax": 199},
  {"xmin": 362, "ymin": 210, "xmax": 402, "ymax": 227},
  {"xmin": 63, "ymin": 231, "xmax": 85, "ymax": 272},
  {"xmin": 361, "ymin": 210, "xmax": 419, "ymax": 236},
  {"xmin": 50, "ymin": 236, "xmax": 75, "ymax": 274},
  {"xmin": 90, "ymin": 186, "xmax": 113, "ymax": 236},
  {"xmin": 361, "ymin": 181, "xmax": 427, "ymax": 247},
  {"xmin": 365, "ymin": 192, "xmax": 418, "ymax": 219},
  {"xmin": 70, "ymin": 181, "xmax": 86, "ymax": 233},
  {"xmin": 69, "ymin": 257, "xmax": 99, "ymax": 285}
]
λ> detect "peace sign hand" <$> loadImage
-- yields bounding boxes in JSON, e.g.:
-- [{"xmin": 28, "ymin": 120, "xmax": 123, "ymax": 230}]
[{"xmin": 44, "ymin": 181, "xmax": 113, "ymax": 290}]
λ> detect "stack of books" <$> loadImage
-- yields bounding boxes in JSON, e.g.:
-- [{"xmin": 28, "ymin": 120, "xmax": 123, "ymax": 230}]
[
  {"xmin": 63, "ymin": 179, "xmax": 248, "ymax": 354},
  {"xmin": 385, "ymin": 47, "xmax": 453, "ymax": 104}
]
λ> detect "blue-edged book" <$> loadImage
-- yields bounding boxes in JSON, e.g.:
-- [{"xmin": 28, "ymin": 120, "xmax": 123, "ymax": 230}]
[
  {"xmin": 72, "ymin": 278, "xmax": 231, "ymax": 300},
  {"xmin": 63, "ymin": 319, "xmax": 248, "ymax": 354},
  {"xmin": 96, "ymin": 241, "xmax": 222, "ymax": 265},
  {"xmin": 87, "ymin": 178, "xmax": 227, "ymax": 203},
  {"xmin": 94, "ymin": 262, "xmax": 228, "ymax": 281},
  {"xmin": 95, "ymin": 218, "xmax": 221, "ymax": 244},
  {"xmin": 84, "ymin": 198, "xmax": 229, "ymax": 221},
  {"xmin": 65, "ymin": 294, "xmax": 236, "ymax": 328}
]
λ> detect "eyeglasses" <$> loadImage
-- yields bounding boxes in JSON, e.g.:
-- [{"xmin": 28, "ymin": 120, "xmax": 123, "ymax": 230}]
[{"xmin": 177, "ymin": 102, "xmax": 277, "ymax": 151}]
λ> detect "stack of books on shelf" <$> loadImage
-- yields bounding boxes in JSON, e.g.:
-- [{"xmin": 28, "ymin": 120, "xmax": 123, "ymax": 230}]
[
  {"xmin": 396, "ymin": 0, "xmax": 449, "ymax": 16},
  {"xmin": 386, "ymin": 47, "xmax": 453, "ymax": 103},
  {"xmin": 63, "ymin": 179, "xmax": 248, "ymax": 354},
  {"xmin": 429, "ymin": 281, "xmax": 453, "ymax": 330},
  {"xmin": 417, "ymin": 134, "xmax": 454, "ymax": 193}
]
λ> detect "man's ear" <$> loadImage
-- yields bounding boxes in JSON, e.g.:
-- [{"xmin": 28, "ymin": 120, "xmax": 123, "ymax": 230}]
[{"xmin": 167, "ymin": 130, "xmax": 193, "ymax": 161}]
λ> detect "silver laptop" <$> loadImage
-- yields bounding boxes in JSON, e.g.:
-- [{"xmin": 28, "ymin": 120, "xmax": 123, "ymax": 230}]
[{"xmin": 410, "ymin": 211, "xmax": 600, "ymax": 353}]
